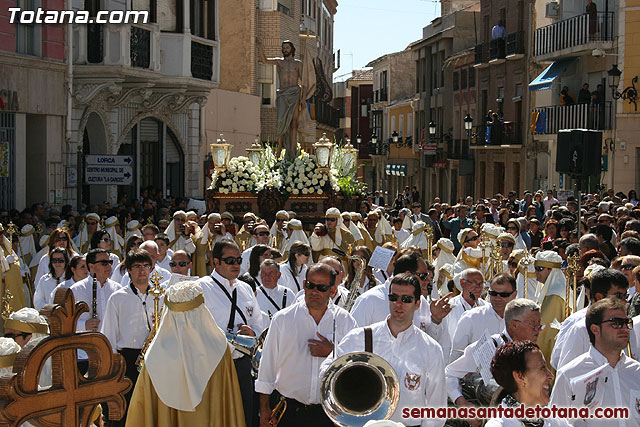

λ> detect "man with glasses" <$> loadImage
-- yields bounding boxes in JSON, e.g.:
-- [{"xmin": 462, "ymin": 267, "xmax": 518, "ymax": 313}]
[
  {"xmin": 234, "ymin": 212, "xmax": 257, "ymax": 249},
  {"xmin": 450, "ymin": 273, "xmax": 517, "ymax": 362},
  {"xmin": 198, "ymin": 239, "xmax": 265, "ymax": 426},
  {"xmin": 321, "ymin": 273, "xmax": 446, "ymax": 427},
  {"xmin": 497, "ymin": 232, "xmax": 515, "ymax": 272},
  {"xmin": 257, "ymin": 263, "xmax": 357, "ymax": 427},
  {"xmin": 445, "ymin": 268, "xmax": 487, "ymax": 354},
  {"xmin": 169, "ymin": 250, "xmax": 193, "ymax": 276},
  {"xmin": 74, "ymin": 212, "xmax": 101, "ymax": 253},
  {"xmin": 310, "ymin": 208, "xmax": 355, "ymax": 261},
  {"xmin": 550, "ymin": 297, "xmax": 640, "ymax": 425},
  {"xmin": 552, "ymin": 269, "xmax": 630, "ymax": 371},
  {"xmin": 101, "ymin": 248, "xmax": 161, "ymax": 426},
  {"xmin": 118, "ymin": 241, "xmax": 170, "ymax": 288},
  {"xmin": 446, "ymin": 299, "xmax": 541, "ymax": 413},
  {"xmin": 240, "ymin": 223, "xmax": 272, "ymax": 275}
]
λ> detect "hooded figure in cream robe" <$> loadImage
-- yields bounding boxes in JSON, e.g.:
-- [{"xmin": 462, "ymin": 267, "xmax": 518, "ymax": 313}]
[
  {"xmin": 105, "ymin": 216, "xmax": 125, "ymax": 260},
  {"xmin": 433, "ymin": 238, "xmax": 455, "ymax": 294},
  {"xmin": 126, "ymin": 281, "xmax": 245, "ymax": 427},
  {"xmin": 309, "ymin": 208, "xmax": 354, "ymax": 261},
  {"xmin": 269, "ymin": 210, "xmax": 290, "ymax": 253},
  {"xmin": 534, "ymin": 250, "xmax": 568, "ymax": 366}
]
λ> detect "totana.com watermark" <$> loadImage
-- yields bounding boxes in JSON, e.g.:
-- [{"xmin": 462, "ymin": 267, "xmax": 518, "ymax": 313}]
[{"xmin": 8, "ymin": 8, "xmax": 149, "ymax": 24}]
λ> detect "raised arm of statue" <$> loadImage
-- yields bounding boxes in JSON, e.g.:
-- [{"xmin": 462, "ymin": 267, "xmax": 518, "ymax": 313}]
[{"xmin": 256, "ymin": 38, "xmax": 280, "ymax": 66}]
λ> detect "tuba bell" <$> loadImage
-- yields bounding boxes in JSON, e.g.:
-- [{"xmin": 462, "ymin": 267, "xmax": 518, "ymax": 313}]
[
  {"xmin": 321, "ymin": 352, "xmax": 399, "ymax": 427},
  {"xmin": 226, "ymin": 329, "xmax": 269, "ymax": 378}
]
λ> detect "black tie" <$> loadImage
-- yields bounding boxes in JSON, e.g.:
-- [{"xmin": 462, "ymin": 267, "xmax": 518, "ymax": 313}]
[{"xmin": 227, "ymin": 288, "xmax": 238, "ymax": 332}]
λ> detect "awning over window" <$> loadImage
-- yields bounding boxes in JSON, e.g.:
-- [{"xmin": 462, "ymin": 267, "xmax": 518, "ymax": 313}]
[
  {"xmin": 529, "ymin": 58, "xmax": 576, "ymax": 92},
  {"xmin": 385, "ymin": 164, "xmax": 407, "ymax": 176}
]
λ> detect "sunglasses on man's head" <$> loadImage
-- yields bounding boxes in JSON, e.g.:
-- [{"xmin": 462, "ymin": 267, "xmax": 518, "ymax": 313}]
[
  {"xmin": 219, "ymin": 256, "xmax": 243, "ymax": 265},
  {"xmin": 304, "ymin": 281, "xmax": 331, "ymax": 292},
  {"xmin": 388, "ymin": 293, "xmax": 416, "ymax": 303},
  {"xmin": 169, "ymin": 261, "xmax": 189, "ymax": 267},
  {"xmin": 488, "ymin": 290, "xmax": 515, "ymax": 298},
  {"xmin": 597, "ymin": 317, "xmax": 633, "ymax": 329}
]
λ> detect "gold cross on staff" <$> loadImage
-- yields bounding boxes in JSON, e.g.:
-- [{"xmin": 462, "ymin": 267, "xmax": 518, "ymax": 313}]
[
  {"xmin": 6, "ymin": 221, "xmax": 18, "ymax": 245},
  {"xmin": 518, "ymin": 249, "xmax": 534, "ymax": 300},
  {"xmin": 35, "ymin": 223, "xmax": 44, "ymax": 235},
  {"xmin": 148, "ymin": 272, "xmax": 166, "ymax": 334},
  {"xmin": 1, "ymin": 289, "xmax": 14, "ymax": 319}
]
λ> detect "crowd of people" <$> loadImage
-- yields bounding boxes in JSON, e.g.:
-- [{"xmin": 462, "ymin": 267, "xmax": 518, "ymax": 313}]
[{"xmin": 0, "ymin": 185, "xmax": 639, "ymax": 426}]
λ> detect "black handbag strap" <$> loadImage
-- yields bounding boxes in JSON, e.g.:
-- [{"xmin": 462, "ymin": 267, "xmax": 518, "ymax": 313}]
[
  {"xmin": 364, "ymin": 327, "xmax": 373, "ymax": 353},
  {"xmin": 212, "ymin": 276, "xmax": 247, "ymax": 330}
]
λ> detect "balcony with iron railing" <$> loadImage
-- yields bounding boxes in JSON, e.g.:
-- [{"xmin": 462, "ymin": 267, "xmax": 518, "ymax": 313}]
[
  {"xmin": 472, "ymin": 121, "xmax": 522, "ymax": 147},
  {"xmin": 531, "ymin": 101, "xmax": 612, "ymax": 134},
  {"xmin": 489, "ymin": 38, "xmax": 506, "ymax": 64},
  {"xmin": 506, "ymin": 31, "xmax": 525, "ymax": 60},
  {"xmin": 474, "ymin": 42, "xmax": 489, "ymax": 68},
  {"xmin": 313, "ymin": 96, "xmax": 340, "ymax": 128},
  {"xmin": 534, "ymin": 12, "xmax": 615, "ymax": 61}
]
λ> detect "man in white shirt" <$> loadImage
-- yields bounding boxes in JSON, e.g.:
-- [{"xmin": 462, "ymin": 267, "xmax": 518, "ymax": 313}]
[
  {"xmin": 446, "ymin": 299, "xmax": 541, "ymax": 412},
  {"xmin": 153, "ymin": 233, "xmax": 172, "ymax": 272},
  {"xmin": 118, "ymin": 241, "xmax": 171, "ymax": 287},
  {"xmin": 392, "ymin": 217, "xmax": 410, "ymax": 246},
  {"xmin": 240, "ymin": 224, "xmax": 271, "ymax": 275},
  {"xmin": 70, "ymin": 248, "xmax": 122, "ymax": 377},
  {"xmin": 101, "ymin": 248, "xmax": 159, "ymax": 426},
  {"xmin": 450, "ymin": 273, "xmax": 516, "ymax": 362},
  {"xmin": 168, "ymin": 250, "xmax": 192, "ymax": 276},
  {"xmin": 445, "ymin": 268, "xmax": 486, "ymax": 358},
  {"xmin": 256, "ymin": 259, "xmax": 293, "ymax": 321},
  {"xmin": 197, "ymin": 239, "xmax": 265, "ymax": 426},
  {"xmin": 551, "ymin": 269, "xmax": 630, "ymax": 371},
  {"xmin": 294, "ymin": 255, "xmax": 350, "ymax": 308},
  {"xmin": 543, "ymin": 189, "xmax": 558, "ymax": 213},
  {"xmin": 321, "ymin": 272, "xmax": 447, "ymax": 427},
  {"xmin": 550, "ymin": 297, "xmax": 640, "ymax": 426},
  {"xmin": 256, "ymin": 263, "xmax": 357, "ymax": 427}
]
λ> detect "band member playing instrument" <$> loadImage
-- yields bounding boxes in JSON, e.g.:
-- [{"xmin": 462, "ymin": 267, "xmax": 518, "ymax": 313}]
[
  {"xmin": 198, "ymin": 239, "xmax": 265, "ymax": 426},
  {"xmin": 256, "ymin": 263, "xmax": 357, "ymax": 427},
  {"xmin": 321, "ymin": 273, "xmax": 447, "ymax": 427}
]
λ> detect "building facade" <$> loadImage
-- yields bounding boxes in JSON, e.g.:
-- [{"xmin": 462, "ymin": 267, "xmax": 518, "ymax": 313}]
[{"xmin": 0, "ymin": 0, "xmax": 67, "ymax": 211}]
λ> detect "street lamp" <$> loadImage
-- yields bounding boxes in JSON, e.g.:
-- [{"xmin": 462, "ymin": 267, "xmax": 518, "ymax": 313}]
[
  {"xmin": 608, "ymin": 64, "xmax": 638, "ymax": 111},
  {"xmin": 428, "ymin": 121, "xmax": 437, "ymax": 139},
  {"xmin": 246, "ymin": 139, "xmax": 263, "ymax": 166},
  {"xmin": 356, "ymin": 134, "xmax": 362, "ymax": 148},
  {"xmin": 342, "ymin": 138, "xmax": 358, "ymax": 173},
  {"xmin": 464, "ymin": 114, "xmax": 473, "ymax": 132},
  {"xmin": 313, "ymin": 133, "xmax": 334, "ymax": 173},
  {"xmin": 210, "ymin": 134, "xmax": 232, "ymax": 172}
]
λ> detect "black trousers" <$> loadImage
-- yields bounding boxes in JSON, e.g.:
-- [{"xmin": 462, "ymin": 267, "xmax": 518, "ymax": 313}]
[
  {"xmin": 234, "ymin": 354, "xmax": 258, "ymax": 427},
  {"xmin": 269, "ymin": 392, "xmax": 333, "ymax": 427},
  {"xmin": 106, "ymin": 348, "xmax": 141, "ymax": 427}
]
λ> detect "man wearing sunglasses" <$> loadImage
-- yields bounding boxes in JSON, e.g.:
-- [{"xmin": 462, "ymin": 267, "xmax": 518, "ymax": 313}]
[
  {"xmin": 450, "ymin": 273, "xmax": 517, "ymax": 362},
  {"xmin": 69, "ymin": 249, "xmax": 121, "ymax": 334},
  {"xmin": 168, "ymin": 250, "xmax": 193, "ymax": 277},
  {"xmin": 445, "ymin": 268, "xmax": 487, "ymax": 354},
  {"xmin": 550, "ymin": 298, "xmax": 640, "ymax": 424},
  {"xmin": 446, "ymin": 299, "xmax": 541, "ymax": 416},
  {"xmin": 239, "ymin": 224, "xmax": 272, "ymax": 276},
  {"xmin": 165, "ymin": 211, "xmax": 196, "ymax": 256},
  {"xmin": 533, "ymin": 250, "xmax": 569, "ymax": 365},
  {"xmin": 310, "ymin": 208, "xmax": 355, "ymax": 262},
  {"xmin": 321, "ymin": 273, "xmax": 446, "ymax": 427},
  {"xmin": 199, "ymin": 239, "xmax": 265, "ymax": 426},
  {"xmin": 257, "ymin": 263, "xmax": 357, "ymax": 427},
  {"xmin": 269, "ymin": 210, "xmax": 289, "ymax": 253},
  {"xmin": 552, "ymin": 269, "xmax": 630, "ymax": 371}
]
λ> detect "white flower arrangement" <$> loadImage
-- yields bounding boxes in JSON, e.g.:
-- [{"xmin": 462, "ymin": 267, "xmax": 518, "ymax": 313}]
[
  {"xmin": 210, "ymin": 156, "xmax": 257, "ymax": 193},
  {"xmin": 283, "ymin": 149, "xmax": 337, "ymax": 195}
]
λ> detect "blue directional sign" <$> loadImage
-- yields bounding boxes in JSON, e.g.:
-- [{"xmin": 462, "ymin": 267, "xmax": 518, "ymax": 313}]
[{"xmin": 84, "ymin": 155, "xmax": 134, "ymax": 185}]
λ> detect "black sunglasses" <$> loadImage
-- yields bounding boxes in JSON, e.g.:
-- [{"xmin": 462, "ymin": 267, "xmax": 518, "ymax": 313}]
[
  {"xmin": 415, "ymin": 272, "xmax": 431, "ymax": 281},
  {"xmin": 488, "ymin": 290, "xmax": 515, "ymax": 298},
  {"xmin": 509, "ymin": 261, "xmax": 518, "ymax": 268},
  {"xmin": 621, "ymin": 264, "xmax": 637, "ymax": 271},
  {"xmin": 4, "ymin": 332, "xmax": 31, "ymax": 340},
  {"xmin": 91, "ymin": 260, "xmax": 113, "ymax": 266},
  {"xmin": 170, "ymin": 261, "xmax": 190, "ymax": 267},
  {"xmin": 219, "ymin": 256, "xmax": 243, "ymax": 265},
  {"xmin": 325, "ymin": 218, "xmax": 337, "ymax": 222},
  {"xmin": 597, "ymin": 317, "xmax": 633, "ymax": 329},
  {"xmin": 388, "ymin": 293, "xmax": 416, "ymax": 303},
  {"xmin": 534, "ymin": 266, "xmax": 546, "ymax": 272},
  {"xmin": 256, "ymin": 232, "xmax": 270, "ymax": 237},
  {"xmin": 305, "ymin": 281, "xmax": 331, "ymax": 292},
  {"xmin": 465, "ymin": 235, "xmax": 479, "ymax": 243},
  {"xmin": 51, "ymin": 258, "xmax": 66, "ymax": 264},
  {"xmin": 501, "ymin": 242, "xmax": 514, "ymax": 248},
  {"xmin": 276, "ymin": 218, "xmax": 285, "ymax": 222}
]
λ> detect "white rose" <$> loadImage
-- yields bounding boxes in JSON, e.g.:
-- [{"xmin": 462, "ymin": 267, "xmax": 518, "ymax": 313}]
[
  {"xmin": 292, "ymin": 189, "xmax": 299, "ymax": 195},
  {"xmin": 297, "ymin": 182, "xmax": 303, "ymax": 189},
  {"xmin": 318, "ymin": 189, "xmax": 323, "ymax": 194},
  {"xmin": 311, "ymin": 178, "xmax": 318, "ymax": 185},
  {"xmin": 319, "ymin": 180, "xmax": 326, "ymax": 186},
  {"xmin": 239, "ymin": 186, "xmax": 245, "ymax": 191},
  {"xmin": 222, "ymin": 188, "xmax": 229, "ymax": 194},
  {"xmin": 302, "ymin": 188, "xmax": 308, "ymax": 194}
]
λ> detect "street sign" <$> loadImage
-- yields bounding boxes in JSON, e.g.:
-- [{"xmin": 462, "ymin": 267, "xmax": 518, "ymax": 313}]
[
  {"xmin": 85, "ymin": 165, "xmax": 133, "ymax": 185},
  {"xmin": 84, "ymin": 155, "xmax": 133, "ymax": 166}
]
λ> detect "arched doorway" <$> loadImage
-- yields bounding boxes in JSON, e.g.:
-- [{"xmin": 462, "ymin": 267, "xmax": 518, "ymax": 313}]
[{"xmin": 117, "ymin": 117, "xmax": 185, "ymax": 203}]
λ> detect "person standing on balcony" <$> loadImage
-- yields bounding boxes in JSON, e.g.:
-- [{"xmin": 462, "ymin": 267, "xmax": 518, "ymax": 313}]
[
  {"xmin": 560, "ymin": 86, "xmax": 575, "ymax": 106},
  {"xmin": 586, "ymin": 0, "xmax": 598, "ymax": 39},
  {"xmin": 578, "ymin": 83, "xmax": 592, "ymax": 104},
  {"xmin": 491, "ymin": 20, "xmax": 506, "ymax": 40}
]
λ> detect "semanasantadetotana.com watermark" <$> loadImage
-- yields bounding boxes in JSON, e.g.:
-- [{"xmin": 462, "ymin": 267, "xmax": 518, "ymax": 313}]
[{"xmin": 8, "ymin": 8, "xmax": 149, "ymax": 24}]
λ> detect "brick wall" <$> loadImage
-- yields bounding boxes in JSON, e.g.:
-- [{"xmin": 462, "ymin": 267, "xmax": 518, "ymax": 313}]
[{"xmin": 0, "ymin": 0, "xmax": 16, "ymax": 53}]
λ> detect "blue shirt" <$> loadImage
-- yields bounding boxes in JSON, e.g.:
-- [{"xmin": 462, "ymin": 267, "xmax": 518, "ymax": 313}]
[{"xmin": 442, "ymin": 217, "xmax": 474, "ymax": 250}]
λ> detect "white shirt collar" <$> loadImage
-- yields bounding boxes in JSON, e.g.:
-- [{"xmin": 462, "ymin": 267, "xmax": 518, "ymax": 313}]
[
  {"xmin": 212, "ymin": 269, "xmax": 237, "ymax": 288},
  {"xmin": 384, "ymin": 315, "xmax": 416, "ymax": 342}
]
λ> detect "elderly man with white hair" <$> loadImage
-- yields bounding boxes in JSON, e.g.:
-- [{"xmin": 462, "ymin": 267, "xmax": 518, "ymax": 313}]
[
  {"xmin": 118, "ymin": 241, "xmax": 171, "ymax": 287},
  {"xmin": 125, "ymin": 281, "xmax": 245, "ymax": 426}
]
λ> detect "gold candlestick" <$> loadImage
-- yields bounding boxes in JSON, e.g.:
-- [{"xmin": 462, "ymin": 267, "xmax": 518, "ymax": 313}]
[
  {"xmin": 425, "ymin": 224, "xmax": 434, "ymax": 263},
  {"xmin": 519, "ymin": 249, "xmax": 534, "ymax": 300},
  {"xmin": 135, "ymin": 271, "xmax": 166, "ymax": 370}
]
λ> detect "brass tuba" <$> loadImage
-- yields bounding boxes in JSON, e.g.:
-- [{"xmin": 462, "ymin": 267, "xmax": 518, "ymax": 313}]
[
  {"xmin": 226, "ymin": 329, "xmax": 269, "ymax": 378},
  {"xmin": 321, "ymin": 352, "xmax": 399, "ymax": 427}
]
